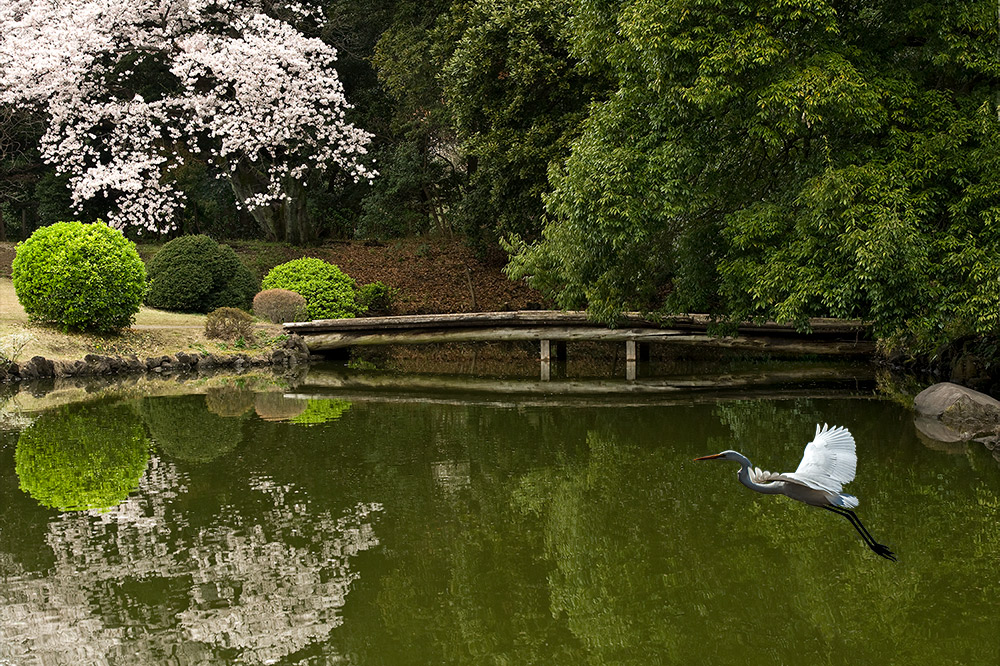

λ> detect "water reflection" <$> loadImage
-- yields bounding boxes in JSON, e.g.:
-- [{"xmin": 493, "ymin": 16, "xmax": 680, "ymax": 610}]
[
  {"xmin": 15, "ymin": 403, "xmax": 149, "ymax": 511},
  {"xmin": 1, "ymin": 390, "xmax": 999, "ymax": 665},
  {"xmin": 141, "ymin": 395, "xmax": 244, "ymax": 463},
  {"xmin": 2, "ymin": 449, "xmax": 382, "ymax": 664}
]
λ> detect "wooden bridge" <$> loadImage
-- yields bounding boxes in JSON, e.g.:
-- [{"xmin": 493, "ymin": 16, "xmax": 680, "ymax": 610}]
[{"xmin": 284, "ymin": 311, "xmax": 873, "ymax": 379}]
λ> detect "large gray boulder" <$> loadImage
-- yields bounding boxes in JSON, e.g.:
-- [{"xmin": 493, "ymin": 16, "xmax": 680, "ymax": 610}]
[{"xmin": 913, "ymin": 382, "xmax": 1000, "ymax": 452}]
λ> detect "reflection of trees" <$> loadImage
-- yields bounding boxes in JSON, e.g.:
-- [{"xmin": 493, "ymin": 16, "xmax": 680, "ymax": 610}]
[
  {"xmin": 140, "ymin": 395, "xmax": 243, "ymax": 463},
  {"xmin": 1, "ymin": 453, "xmax": 382, "ymax": 665},
  {"xmin": 376, "ymin": 397, "xmax": 998, "ymax": 666},
  {"xmin": 520, "ymin": 401, "xmax": 1000, "ymax": 665},
  {"xmin": 15, "ymin": 403, "xmax": 149, "ymax": 511},
  {"xmin": 514, "ymin": 433, "xmax": 685, "ymax": 665},
  {"xmin": 3, "ymin": 395, "xmax": 1000, "ymax": 664}
]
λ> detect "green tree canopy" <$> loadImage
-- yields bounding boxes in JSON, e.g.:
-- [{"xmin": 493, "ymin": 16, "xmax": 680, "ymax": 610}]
[
  {"xmin": 507, "ymin": 0, "xmax": 1000, "ymax": 351},
  {"xmin": 444, "ymin": 0, "xmax": 605, "ymax": 247}
]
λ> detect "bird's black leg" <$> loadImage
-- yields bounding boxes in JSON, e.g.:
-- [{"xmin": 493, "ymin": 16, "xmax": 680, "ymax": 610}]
[{"xmin": 823, "ymin": 506, "xmax": 896, "ymax": 561}]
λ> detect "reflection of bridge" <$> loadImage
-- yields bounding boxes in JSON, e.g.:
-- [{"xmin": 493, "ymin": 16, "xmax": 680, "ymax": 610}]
[
  {"xmin": 285, "ymin": 311, "xmax": 873, "ymax": 379},
  {"xmin": 289, "ymin": 362, "xmax": 876, "ymax": 407}
]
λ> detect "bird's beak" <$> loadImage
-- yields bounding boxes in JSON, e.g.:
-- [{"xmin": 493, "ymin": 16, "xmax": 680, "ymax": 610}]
[{"xmin": 694, "ymin": 453, "xmax": 724, "ymax": 461}]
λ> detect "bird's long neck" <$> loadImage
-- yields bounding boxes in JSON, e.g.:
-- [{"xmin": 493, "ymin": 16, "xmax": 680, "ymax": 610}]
[{"xmin": 734, "ymin": 455, "xmax": 784, "ymax": 495}]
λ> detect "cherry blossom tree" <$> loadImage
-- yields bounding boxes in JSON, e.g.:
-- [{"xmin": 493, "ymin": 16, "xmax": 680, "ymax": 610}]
[{"xmin": 0, "ymin": 0, "xmax": 375, "ymax": 242}]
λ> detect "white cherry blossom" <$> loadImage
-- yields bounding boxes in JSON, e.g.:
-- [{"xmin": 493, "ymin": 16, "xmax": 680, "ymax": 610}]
[{"xmin": 0, "ymin": 0, "xmax": 373, "ymax": 235}]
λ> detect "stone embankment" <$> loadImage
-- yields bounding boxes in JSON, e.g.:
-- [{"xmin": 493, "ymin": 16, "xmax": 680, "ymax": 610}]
[{"xmin": 0, "ymin": 335, "xmax": 312, "ymax": 383}]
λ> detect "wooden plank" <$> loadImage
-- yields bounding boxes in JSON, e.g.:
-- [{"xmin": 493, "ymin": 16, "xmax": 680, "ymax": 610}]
[
  {"xmin": 284, "ymin": 310, "xmax": 871, "ymax": 338},
  {"xmin": 299, "ymin": 325, "xmax": 874, "ymax": 356}
]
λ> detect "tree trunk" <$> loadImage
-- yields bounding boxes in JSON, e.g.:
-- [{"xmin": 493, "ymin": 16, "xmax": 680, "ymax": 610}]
[
  {"xmin": 0, "ymin": 205, "xmax": 6, "ymax": 242},
  {"xmin": 230, "ymin": 163, "xmax": 313, "ymax": 244}
]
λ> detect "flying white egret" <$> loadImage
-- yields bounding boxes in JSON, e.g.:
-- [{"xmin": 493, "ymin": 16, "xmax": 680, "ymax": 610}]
[{"xmin": 695, "ymin": 423, "xmax": 896, "ymax": 561}]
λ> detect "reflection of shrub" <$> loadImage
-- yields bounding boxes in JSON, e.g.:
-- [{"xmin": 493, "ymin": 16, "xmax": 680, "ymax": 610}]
[
  {"xmin": 146, "ymin": 235, "xmax": 258, "ymax": 312},
  {"xmin": 260, "ymin": 258, "xmax": 359, "ymax": 320},
  {"xmin": 290, "ymin": 399, "xmax": 352, "ymax": 425},
  {"xmin": 12, "ymin": 221, "xmax": 147, "ymax": 332},
  {"xmin": 140, "ymin": 395, "xmax": 242, "ymax": 463},
  {"xmin": 15, "ymin": 403, "xmax": 150, "ymax": 511},
  {"xmin": 253, "ymin": 288, "xmax": 308, "ymax": 324},
  {"xmin": 254, "ymin": 392, "xmax": 307, "ymax": 421},
  {"xmin": 205, "ymin": 307, "xmax": 255, "ymax": 341},
  {"xmin": 205, "ymin": 385, "xmax": 256, "ymax": 417}
]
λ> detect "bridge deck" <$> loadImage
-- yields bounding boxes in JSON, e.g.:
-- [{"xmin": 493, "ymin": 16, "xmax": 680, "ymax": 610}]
[{"xmin": 284, "ymin": 310, "xmax": 873, "ymax": 358}]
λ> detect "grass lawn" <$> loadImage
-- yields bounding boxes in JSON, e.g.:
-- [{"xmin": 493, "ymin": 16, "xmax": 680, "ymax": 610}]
[{"xmin": 1, "ymin": 277, "xmax": 283, "ymax": 364}]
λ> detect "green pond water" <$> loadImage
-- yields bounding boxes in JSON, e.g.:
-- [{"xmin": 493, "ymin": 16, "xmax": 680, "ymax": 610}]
[{"xmin": 1, "ymin": 368, "xmax": 999, "ymax": 665}]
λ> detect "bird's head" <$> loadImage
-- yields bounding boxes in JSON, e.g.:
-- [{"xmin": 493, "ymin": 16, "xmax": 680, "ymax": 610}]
[{"xmin": 694, "ymin": 450, "xmax": 743, "ymax": 463}]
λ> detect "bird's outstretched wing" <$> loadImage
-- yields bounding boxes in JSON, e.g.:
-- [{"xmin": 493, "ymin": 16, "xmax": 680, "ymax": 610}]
[{"xmin": 778, "ymin": 423, "xmax": 856, "ymax": 493}]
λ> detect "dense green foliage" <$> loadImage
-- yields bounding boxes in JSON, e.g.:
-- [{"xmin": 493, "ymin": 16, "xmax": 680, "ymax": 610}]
[
  {"xmin": 4, "ymin": 1, "xmax": 999, "ymax": 356},
  {"xmin": 444, "ymin": 0, "xmax": 605, "ymax": 246},
  {"xmin": 145, "ymin": 235, "xmax": 258, "ymax": 313},
  {"xmin": 261, "ymin": 257, "xmax": 360, "ymax": 320},
  {"xmin": 12, "ymin": 221, "xmax": 147, "ymax": 332},
  {"xmin": 15, "ymin": 403, "xmax": 150, "ymax": 511},
  {"xmin": 507, "ymin": 0, "xmax": 1000, "ymax": 353}
]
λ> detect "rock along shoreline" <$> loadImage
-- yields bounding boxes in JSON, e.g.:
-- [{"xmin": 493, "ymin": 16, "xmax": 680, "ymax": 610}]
[{"xmin": 0, "ymin": 334, "xmax": 313, "ymax": 383}]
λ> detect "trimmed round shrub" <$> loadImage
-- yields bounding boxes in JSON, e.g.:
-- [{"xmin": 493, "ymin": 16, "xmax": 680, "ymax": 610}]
[
  {"xmin": 260, "ymin": 258, "xmax": 359, "ymax": 320},
  {"xmin": 12, "ymin": 221, "xmax": 146, "ymax": 333},
  {"xmin": 205, "ymin": 306, "xmax": 255, "ymax": 341},
  {"xmin": 146, "ymin": 234, "xmax": 258, "ymax": 313},
  {"xmin": 253, "ymin": 288, "xmax": 308, "ymax": 324}
]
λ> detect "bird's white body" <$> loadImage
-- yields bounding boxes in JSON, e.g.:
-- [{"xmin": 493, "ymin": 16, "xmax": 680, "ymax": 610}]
[
  {"xmin": 695, "ymin": 423, "xmax": 896, "ymax": 561},
  {"xmin": 741, "ymin": 423, "xmax": 859, "ymax": 509},
  {"xmin": 700, "ymin": 423, "xmax": 859, "ymax": 509}
]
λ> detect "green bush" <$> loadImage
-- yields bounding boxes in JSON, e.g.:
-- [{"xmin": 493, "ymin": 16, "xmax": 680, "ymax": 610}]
[
  {"xmin": 253, "ymin": 288, "xmax": 308, "ymax": 323},
  {"xmin": 260, "ymin": 257, "xmax": 360, "ymax": 320},
  {"xmin": 205, "ymin": 307, "xmax": 255, "ymax": 341},
  {"xmin": 357, "ymin": 281, "xmax": 396, "ymax": 315},
  {"xmin": 145, "ymin": 234, "xmax": 258, "ymax": 313},
  {"xmin": 12, "ymin": 221, "xmax": 147, "ymax": 333}
]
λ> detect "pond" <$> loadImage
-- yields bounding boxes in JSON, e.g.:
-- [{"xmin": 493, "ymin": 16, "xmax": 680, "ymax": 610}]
[{"xmin": 1, "ymin": 363, "xmax": 999, "ymax": 665}]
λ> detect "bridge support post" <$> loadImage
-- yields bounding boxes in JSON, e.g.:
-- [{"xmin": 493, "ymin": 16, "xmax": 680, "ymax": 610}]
[
  {"xmin": 540, "ymin": 340, "xmax": 566, "ymax": 381},
  {"xmin": 625, "ymin": 340, "xmax": 649, "ymax": 380},
  {"xmin": 626, "ymin": 340, "xmax": 636, "ymax": 381},
  {"xmin": 540, "ymin": 339, "xmax": 551, "ymax": 381}
]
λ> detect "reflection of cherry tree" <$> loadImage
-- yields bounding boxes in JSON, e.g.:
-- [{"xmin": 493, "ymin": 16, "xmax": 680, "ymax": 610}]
[{"xmin": 0, "ymin": 454, "xmax": 382, "ymax": 665}]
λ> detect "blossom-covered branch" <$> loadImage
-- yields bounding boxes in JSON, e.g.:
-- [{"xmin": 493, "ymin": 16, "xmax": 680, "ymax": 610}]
[{"xmin": 0, "ymin": 0, "xmax": 374, "ymax": 236}]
